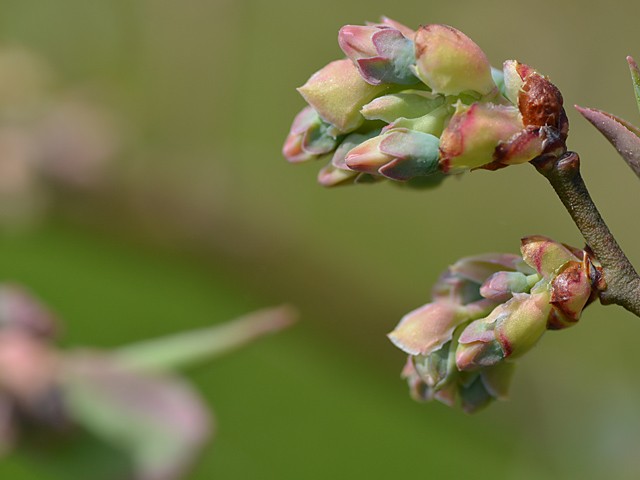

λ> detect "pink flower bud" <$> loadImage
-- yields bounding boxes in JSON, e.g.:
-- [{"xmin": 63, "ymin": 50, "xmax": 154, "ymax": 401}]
[
  {"xmin": 439, "ymin": 102, "xmax": 523, "ymax": 172},
  {"xmin": 388, "ymin": 301, "xmax": 466, "ymax": 356},
  {"xmin": 317, "ymin": 163, "xmax": 357, "ymax": 187},
  {"xmin": 343, "ymin": 134, "xmax": 389, "ymax": 174},
  {"xmin": 414, "ymin": 24, "xmax": 496, "ymax": 96},
  {"xmin": 316, "ymin": 131, "xmax": 377, "ymax": 187},
  {"xmin": 345, "ymin": 129, "xmax": 440, "ymax": 181},
  {"xmin": 339, "ymin": 24, "xmax": 418, "ymax": 86},
  {"xmin": 339, "ymin": 25, "xmax": 382, "ymax": 59},
  {"xmin": 282, "ymin": 106, "xmax": 334, "ymax": 163}
]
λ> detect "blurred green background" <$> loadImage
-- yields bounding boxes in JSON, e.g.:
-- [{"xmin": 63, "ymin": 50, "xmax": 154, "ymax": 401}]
[{"xmin": 1, "ymin": 0, "xmax": 640, "ymax": 478}]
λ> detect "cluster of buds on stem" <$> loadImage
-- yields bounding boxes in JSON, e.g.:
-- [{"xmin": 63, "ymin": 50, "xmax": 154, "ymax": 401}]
[
  {"xmin": 283, "ymin": 18, "xmax": 568, "ymax": 187},
  {"xmin": 388, "ymin": 236, "xmax": 603, "ymax": 413}
]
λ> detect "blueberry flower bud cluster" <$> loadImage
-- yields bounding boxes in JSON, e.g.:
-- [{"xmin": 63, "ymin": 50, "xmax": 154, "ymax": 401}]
[
  {"xmin": 388, "ymin": 236, "xmax": 602, "ymax": 413},
  {"xmin": 283, "ymin": 19, "xmax": 568, "ymax": 187}
]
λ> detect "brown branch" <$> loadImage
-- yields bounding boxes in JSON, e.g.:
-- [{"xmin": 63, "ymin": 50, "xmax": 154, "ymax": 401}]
[{"xmin": 533, "ymin": 151, "xmax": 640, "ymax": 317}]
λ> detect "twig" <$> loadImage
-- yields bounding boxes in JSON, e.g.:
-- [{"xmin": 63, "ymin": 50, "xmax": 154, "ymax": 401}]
[{"xmin": 532, "ymin": 151, "xmax": 640, "ymax": 316}]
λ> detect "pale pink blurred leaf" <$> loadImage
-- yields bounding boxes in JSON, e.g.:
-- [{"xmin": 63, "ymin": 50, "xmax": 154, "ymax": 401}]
[{"xmin": 61, "ymin": 353, "xmax": 211, "ymax": 480}]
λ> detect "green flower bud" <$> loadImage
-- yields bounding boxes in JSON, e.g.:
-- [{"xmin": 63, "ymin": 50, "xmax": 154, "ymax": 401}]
[
  {"xmin": 480, "ymin": 271, "xmax": 533, "ymax": 302},
  {"xmin": 360, "ymin": 91, "xmax": 445, "ymax": 123},
  {"xmin": 458, "ymin": 362, "xmax": 515, "ymax": 414},
  {"xmin": 413, "ymin": 24, "xmax": 496, "ymax": 96},
  {"xmin": 413, "ymin": 342, "xmax": 455, "ymax": 389},
  {"xmin": 520, "ymin": 235, "xmax": 578, "ymax": 278},
  {"xmin": 401, "ymin": 357, "xmax": 433, "ymax": 402},
  {"xmin": 297, "ymin": 59, "xmax": 389, "ymax": 134},
  {"xmin": 456, "ymin": 292, "xmax": 551, "ymax": 371},
  {"xmin": 383, "ymin": 104, "xmax": 450, "ymax": 136}
]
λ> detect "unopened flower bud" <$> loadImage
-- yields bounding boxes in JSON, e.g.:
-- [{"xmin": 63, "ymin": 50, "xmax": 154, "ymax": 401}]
[
  {"xmin": 479, "ymin": 361, "xmax": 515, "ymax": 400},
  {"xmin": 450, "ymin": 253, "xmax": 528, "ymax": 284},
  {"xmin": 388, "ymin": 301, "xmax": 466, "ymax": 357},
  {"xmin": 480, "ymin": 271, "xmax": 532, "ymax": 302},
  {"xmin": 297, "ymin": 59, "xmax": 389, "ymax": 134},
  {"xmin": 520, "ymin": 235, "xmax": 578, "ymax": 278},
  {"xmin": 339, "ymin": 24, "xmax": 417, "ymax": 85},
  {"xmin": 548, "ymin": 259, "xmax": 593, "ymax": 328},
  {"xmin": 360, "ymin": 91, "xmax": 444, "ymax": 124},
  {"xmin": 439, "ymin": 102, "xmax": 525, "ymax": 172},
  {"xmin": 401, "ymin": 358, "xmax": 433, "ymax": 402},
  {"xmin": 458, "ymin": 374, "xmax": 493, "ymax": 413},
  {"xmin": 345, "ymin": 128, "xmax": 440, "ymax": 181},
  {"xmin": 456, "ymin": 292, "xmax": 550, "ymax": 371},
  {"xmin": 377, "ymin": 17, "xmax": 415, "ymax": 37},
  {"xmin": 339, "ymin": 25, "xmax": 381, "ymax": 59},
  {"xmin": 458, "ymin": 361, "xmax": 515, "ymax": 413},
  {"xmin": 316, "ymin": 131, "xmax": 379, "ymax": 187},
  {"xmin": 282, "ymin": 106, "xmax": 340, "ymax": 164},
  {"xmin": 431, "ymin": 270, "xmax": 482, "ymax": 305},
  {"xmin": 413, "ymin": 342, "xmax": 454, "ymax": 389},
  {"xmin": 414, "ymin": 24, "xmax": 496, "ymax": 96}
]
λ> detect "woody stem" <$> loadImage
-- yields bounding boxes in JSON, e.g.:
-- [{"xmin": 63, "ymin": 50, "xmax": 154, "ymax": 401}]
[{"xmin": 532, "ymin": 151, "xmax": 640, "ymax": 317}]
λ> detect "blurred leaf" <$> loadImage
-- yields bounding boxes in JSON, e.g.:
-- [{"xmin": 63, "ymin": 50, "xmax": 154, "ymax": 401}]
[
  {"xmin": 61, "ymin": 352, "xmax": 211, "ymax": 480},
  {"xmin": 111, "ymin": 305, "xmax": 297, "ymax": 374},
  {"xmin": 575, "ymin": 105, "xmax": 640, "ymax": 179}
]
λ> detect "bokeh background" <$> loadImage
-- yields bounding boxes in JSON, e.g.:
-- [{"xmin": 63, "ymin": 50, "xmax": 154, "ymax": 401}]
[{"xmin": 0, "ymin": 0, "xmax": 639, "ymax": 478}]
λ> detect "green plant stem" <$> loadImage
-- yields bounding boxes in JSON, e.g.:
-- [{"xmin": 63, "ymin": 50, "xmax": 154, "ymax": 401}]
[{"xmin": 533, "ymin": 151, "xmax": 640, "ymax": 316}]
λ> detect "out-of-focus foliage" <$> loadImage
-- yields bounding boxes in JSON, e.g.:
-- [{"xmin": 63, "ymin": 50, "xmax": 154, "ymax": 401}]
[
  {"xmin": 0, "ymin": 283, "xmax": 294, "ymax": 480},
  {"xmin": 0, "ymin": 1, "xmax": 639, "ymax": 479}
]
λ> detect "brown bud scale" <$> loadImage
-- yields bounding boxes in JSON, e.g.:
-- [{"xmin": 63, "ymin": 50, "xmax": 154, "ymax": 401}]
[
  {"xmin": 550, "ymin": 261, "xmax": 587, "ymax": 322},
  {"xmin": 518, "ymin": 74, "xmax": 565, "ymax": 129}
]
